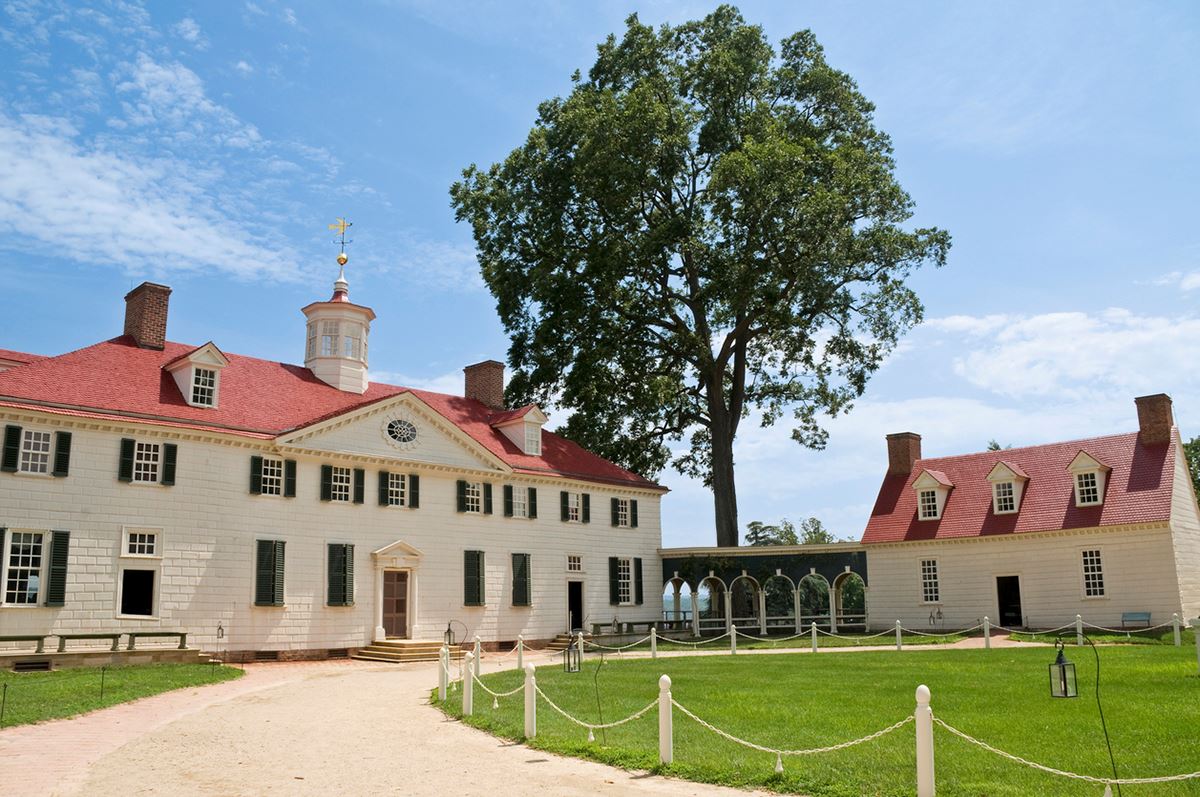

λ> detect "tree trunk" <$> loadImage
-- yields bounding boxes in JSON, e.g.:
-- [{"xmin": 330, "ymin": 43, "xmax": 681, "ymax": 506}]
[{"xmin": 710, "ymin": 406, "xmax": 739, "ymax": 547}]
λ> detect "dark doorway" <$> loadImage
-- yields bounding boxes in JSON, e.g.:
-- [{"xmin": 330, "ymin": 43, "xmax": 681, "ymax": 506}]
[
  {"xmin": 383, "ymin": 571, "xmax": 409, "ymax": 638},
  {"xmin": 996, "ymin": 576, "xmax": 1022, "ymax": 628},
  {"xmin": 121, "ymin": 569, "xmax": 155, "ymax": 616},
  {"xmin": 567, "ymin": 581, "xmax": 583, "ymax": 632}
]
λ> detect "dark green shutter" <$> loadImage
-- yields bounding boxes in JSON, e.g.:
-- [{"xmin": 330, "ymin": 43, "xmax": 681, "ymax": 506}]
[
  {"xmin": 631, "ymin": 499, "xmax": 639, "ymax": 528},
  {"xmin": 464, "ymin": 550, "xmax": 484, "ymax": 606},
  {"xmin": 344, "ymin": 544, "xmax": 354, "ymax": 605},
  {"xmin": 512, "ymin": 553, "xmax": 531, "ymax": 607},
  {"xmin": 503, "ymin": 484, "xmax": 514, "ymax": 517},
  {"xmin": 582, "ymin": 493, "xmax": 591, "ymax": 524},
  {"xmin": 284, "ymin": 460, "xmax": 297, "ymax": 497},
  {"xmin": 456, "ymin": 480, "xmax": 467, "ymax": 512},
  {"xmin": 611, "ymin": 498, "xmax": 620, "ymax": 527},
  {"xmin": 118, "ymin": 438, "xmax": 135, "ymax": 482},
  {"xmin": 44, "ymin": 530, "xmax": 70, "ymax": 607},
  {"xmin": 378, "ymin": 471, "xmax": 390, "ymax": 505},
  {"xmin": 560, "ymin": 491, "xmax": 569, "ymax": 521},
  {"xmin": 255, "ymin": 540, "xmax": 285, "ymax": 606},
  {"xmin": 249, "ymin": 456, "xmax": 263, "ymax": 494},
  {"xmin": 528, "ymin": 488, "xmax": 537, "ymax": 519},
  {"xmin": 483, "ymin": 483, "xmax": 493, "ymax": 514},
  {"xmin": 52, "ymin": 432, "xmax": 71, "ymax": 477},
  {"xmin": 320, "ymin": 465, "xmax": 333, "ymax": 501},
  {"xmin": 634, "ymin": 557, "xmax": 644, "ymax": 605},
  {"xmin": 161, "ymin": 443, "xmax": 177, "ymax": 485},
  {"xmin": 1, "ymin": 425, "xmax": 20, "ymax": 472},
  {"xmin": 608, "ymin": 557, "xmax": 620, "ymax": 605},
  {"xmin": 353, "ymin": 468, "xmax": 365, "ymax": 504},
  {"xmin": 327, "ymin": 543, "xmax": 354, "ymax": 606},
  {"xmin": 409, "ymin": 474, "xmax": 419, "ymax": 508}
]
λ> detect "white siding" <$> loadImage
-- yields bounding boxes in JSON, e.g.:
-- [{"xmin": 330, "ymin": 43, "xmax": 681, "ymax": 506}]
[{"xmin": 1169, "ymin": 433, "xmax": 1200, "ymax": 620}]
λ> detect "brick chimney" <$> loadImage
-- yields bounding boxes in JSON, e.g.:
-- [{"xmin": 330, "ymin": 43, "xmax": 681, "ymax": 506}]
[
  {"xmin": 886, "ymin": 432, "xmax": 922, "ymax": 476},
  {"xmin": 1134, "ymin": 393, "xmax": 1174, "ymax": 445},
  {"xmin": 123, "ymin": 282, "xmax": 171, "ymax": 350},
  {"xmin": 464, "ymin": 360, "xmax": 505, "ymax": 410}
]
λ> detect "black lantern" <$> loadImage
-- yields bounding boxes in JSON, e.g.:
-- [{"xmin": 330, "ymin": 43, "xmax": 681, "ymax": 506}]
[
  {"xmin": 563, "ymin": 640, "xmax": 581, "ymax": 673},
  {"xmin": 443, "ymin": 622, "xmax": 456, "ymax": 647},
  {"xmin": 1049, "ymin": 641, "xmax": 1078, "ymax": 698}
]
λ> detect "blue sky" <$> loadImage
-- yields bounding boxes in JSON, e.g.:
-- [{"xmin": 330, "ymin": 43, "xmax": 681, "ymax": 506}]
[{"xmin": 2, "ymin": 1, "xmax": 1198, "ymax": 547}]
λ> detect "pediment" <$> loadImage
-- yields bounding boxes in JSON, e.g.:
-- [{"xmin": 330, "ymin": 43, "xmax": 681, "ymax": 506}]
[
  {"xmin": 276, "ymin": 392, "xmax": 509, "ymax": 472},
  {"xmin": 987, "ymin": 460, "xmax": 1029, "ymax": 482},
  {"xmin": 1067, "ymin": 450, "xmax": 1110, "ymax": 473},
  {"xmin": 372, "ymin": 539, "xmax": 424, "ymax": 558},
  {"xmin": 912, "ymin": 469, "xmax": 953, "ymax": 490},
  {"xmin": 165, "ymin": 342, "xmax": 229, "ymax": 372}
]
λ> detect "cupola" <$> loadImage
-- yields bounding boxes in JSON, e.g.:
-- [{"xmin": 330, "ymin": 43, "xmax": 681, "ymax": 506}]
[{"xmin": 301, "ymin": 231, "xmax": 376, "ymax": 394}]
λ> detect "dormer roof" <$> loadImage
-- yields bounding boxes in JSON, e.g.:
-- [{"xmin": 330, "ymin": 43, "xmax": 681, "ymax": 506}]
[
  {"xmin": 1067, "ymin": 450, "xmax": 1111, "ymax": 473},
  {"xmin": 912, "ymin": 469, "xmax": 953, "ymax": 489},
  {"xmin": 490, "ymin": 404, "xmax": 547, "ymax": 427},
  {"xmin": 163, "ymin": 341, "xmax": 229, "ymax": 371},
  {"xmin": 987, "ymin": 460, "xmax": 1029, "ymax": 482}
]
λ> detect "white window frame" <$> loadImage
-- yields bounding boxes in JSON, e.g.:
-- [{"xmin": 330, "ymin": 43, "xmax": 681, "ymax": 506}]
[
  {"xmin": 566, "ymin": 554, "xmax": 583, "ymax": 573},
  {"xmin": 260, "ymin": 457, "xmax": 284, "ymax": 496},
  {"xmin": 133, "ymin": 441, "xmax": 161, "ymax": 484},
  {"xmin": 386, "ymin": 472, "xmax": 407, "ymax": 506},
  {"xmin": 511, "ymin": 486, "xmax": 528, "ymax": 518},
  {"xmin": 616, "ymin": 498, "xmax": 631, "ymax": 528},
  {"xmin": 343, "ymin": 327, "xmax": 361, "ymax": 360},
  {"xmin": 121, "ymin": 526, "xmax": 163, "ymax": 559},
  {"xmin": 524, "ymin": 424, "xmax": 541, "ymax": 456},
  {"xmin": 1075, "ymin": 471, "xmax": 1101, "ymax": 506},
  {"xmin": 616, "ymin": 556, "xmax": 633, "ymax": 606},
  {"xmin": 464, "ymin": 481, "xmax": 483, "ymax": 514},
  {"xmin": 566, "ymin": 492, "xmax": 582, "ymax": 523},
  {"xmin": 306, "ymin": 322, "xmax": 317, "ymax": 359},
  {"xmin": 320, "ymin": 321, "xmax": 340, "ymax": 356},
  {"xmin": 329, "ymin": 466, "xmax": 352, "ymax": 502},
  {"xmin": 1081, "ymin": 549, "xmax": 1106, "ymax": 599},
  {"xmin": 18, "ymin": 429, "xmax": 52, "ymax": 475},
  {"xmin": 919, "ymin": 558, "xmax": 940, "ymax": 604},
  {"xmin": 2, "ymin": 530, "xmax": 45, "ymax": 606},
  {"xmin": 993, "ymin": 481, "xmax": 1016, "ymax": 514},
  {"xmin": 918, "ymin": 489, "xmax": 940, "ymax": 520},
  {"xmin": 191, "ymin": 367, "xmax": 217, "ymax": 407}
]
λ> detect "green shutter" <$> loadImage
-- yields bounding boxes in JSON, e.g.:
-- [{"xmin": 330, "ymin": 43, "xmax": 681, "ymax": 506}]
[
  {"xmin": 409, "ymin": 474, "xmax": 420, "ymax": 508},
  {"xmin": 52, "ymin": 432, "xmax": 72, "ymax": 477},
  {"xmin": 630, "ymin": 499, "xmax": 639, "ymax": 528},
  {"xmin": 634, "ymin": 557, "xmax": 644, "ymax": 605},
  {"xmin": 464, "ymin": 550, "xmax": 485, "ymax": 606},
  {"xmin": 255, "ymin": 540, "xmax": 285, "ymax": 606},
  {"xmin": 118, "ymin": 438, "xmax": 135, "ymax": 482},
  {"xmin": 560, "ymin": 491, "xmax": 569, "ymax": 521},
  {"xmin": 1, "ymin": 425, "xmax": 21, "ymax": 472},
  {"xmin": 353, "ymin": 468, "xmax": 365, "ymax": 504},
  {"xmin": 456, "ymin": 480, "xmax": 467, "ymax": 512},
  {"xmin": 320, "ymin": 465, "xmax": 333, "ymax": 501},
  {"xmin": 272, "ymin": 541, "xmax": 285, "ymax": 605},
  {"xmin": 528, "ymin": 488, "xmax": 537, "ymax": 519},
  {"xmin": 44, "ymin": 530, "xmax": 70, "ymax": 607},
  {"xmin": 611, "ymin": 498, "xmax": 620, "ymax": 527},
  {"xmin": 344, "ymin": 544, "xmax": 354, "ymax": 605},
  {"xmin": 608, "ymin": 557, "xmax": 620, "ymax": 605},
  {"xmin": 249, "ymin": 456, "xmax": 263, "ymax": 494},
  {"xmin": 503, "ymin": 484, "xmax": 514, "ymax": 517},
  {"xmin": 161, "ymin": 443, "xmax": 177, "ymax": 486},
  {"xmin": 378, "ymin": 471, "xmax": 390, "ymax": 505},
  {"xmin": 483, "ymin": 483, "xmax": 493, "ymax": 514},
  {"xmin": 284, "ymin": 460, "xmax": 297, "ymax": 497},
  {"xmin": 512, "ymin": 553, "xmax": 531, "ymax": 607},
  {"xmin": 582, "ymin": 493, "xmax": 591, "ymax": 524},
  {"xmin": 327, "ymin": 543, "xmax": 354, "ymax": 606}
]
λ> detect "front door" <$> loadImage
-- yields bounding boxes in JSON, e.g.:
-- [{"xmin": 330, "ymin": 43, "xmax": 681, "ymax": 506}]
[
  {"xmin": 383, "ymin": 570, "xmax": 409, "ymax": 638},
  {"xmin": 568, "ymin": 581, "xmax": 583, "ymax": 632},
  {"xmin": 996, "ymin": 576, "xmax": 1022, "ymax": 628}
]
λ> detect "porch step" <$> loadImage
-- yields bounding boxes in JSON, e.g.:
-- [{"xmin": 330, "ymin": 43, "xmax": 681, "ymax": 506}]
[
  {"xmin": 545, "ymin": 632, "xmax": 588, "ymax": 652},
  {"xmin": 351, "ymin": 639, "xmax": 465, "ymax": 664}
]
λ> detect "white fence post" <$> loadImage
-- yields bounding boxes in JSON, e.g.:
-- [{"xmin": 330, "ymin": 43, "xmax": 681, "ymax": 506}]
[
  {"xmin": 658, "ymin": 674, "xmax": 673, "ymax": 765},
  {"xmin": 1194, "ymin": 618, "xmax": 1200, "ymax": 675},
  {"xmin": 983, "ymin": 616, "xmax": 991, "ymax": 650},
  {"xmin": 524, "ymin": 662, "xmax": 537, "ymax": 739},
  {"xmin": 651, "ymin": 626, "xmax": 658, "ymax": 659},
  {"xmin": 577, "ymin": 631, "xmax": 586, "ymax": 664},
  {"xmin": 474, "ymin": 635, "xmax": 482, "ymax": 680},
  {"xmin": 517, "ymin": 634, "xmax": 524, "ymax": 670},
  {"xmin": 1172, "ymin": 614, "xmax": 1180, "ymax": 647},
  {"xmin": 915, "ymin": 684, "xmax": 935, "ymax": 797},
  {"xmin": 811, "ymin": 622, "xmax": 818, "ymax": 653},
  {"xmin": 1076, "ymin": 614, "xmax": 1083, "ymax": 647},
  {"xmin": 730, "ymin": 624, "xmax": 738, "ymax": 655},
  {"xmin": 463, "ymin": 652, "xmax": 475, "ymax": 716},
  {"xmin": 441, "ymin": 646, "xmax": 450, "ymax": 699},
  {"xmin": 896, "ymin": 620, "xmax": 903, "ymax": 651}
]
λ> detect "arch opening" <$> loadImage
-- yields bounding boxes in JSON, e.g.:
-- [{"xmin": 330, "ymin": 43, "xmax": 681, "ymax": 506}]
[
  {"xmin": 832, "ymin": 571, "xmax": 867, "ymax": 629},
  {"xmin": 798, "ymin": 573, "xmax": 831, "ymax": 628}
]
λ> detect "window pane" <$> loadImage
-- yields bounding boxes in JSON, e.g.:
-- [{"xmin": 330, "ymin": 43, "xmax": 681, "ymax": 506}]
[
  {"xmin": 920, "ymin": 559, "xmax": 939, "ymax": 603},
  {"xmin": 5, "ymin": 531, "xmax": 44, "ymax": 604},
  {"xmin": 19, "ymin": 430, "xmax": 52, "ymax": 473},
  {"xmin": 330, "ymin": 467, "xmax": 352, "ymax": 501},
  {"xmin": 261, "ymin": 458, "xmax": 284, "ymax": 496},
  {"xmin": 134, "ymin": 442, "xmax": 160, "ymax": 483}
]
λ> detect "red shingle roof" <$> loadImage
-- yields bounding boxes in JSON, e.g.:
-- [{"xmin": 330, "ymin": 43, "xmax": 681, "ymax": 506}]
[
  {"xmin": 0, "ymin": 348, "xmax": 46, "ymax": 365},
  {"xmin": 0, "ymin": 336, "xmax": 661, "ymax": 490},
  {"xmin": 861, "ymin": 432, "xmax": 1174, "ymax": 544}
]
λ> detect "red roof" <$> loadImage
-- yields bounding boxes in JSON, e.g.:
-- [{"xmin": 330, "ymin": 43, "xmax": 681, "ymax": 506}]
[
  {"xmin": 861, "ymin": 431, "xmax": 1175, "ymax": 544},
  {"xmin": 0, "ymin": 348, "xmax": 46, "ymax": 365},
  {"xmin": 0, "ymin": 336, "xmax": 661, "ymax": 490},
  {"xmin": 489, "ymin": 405, "xmax": 539, "ymax": 425}
]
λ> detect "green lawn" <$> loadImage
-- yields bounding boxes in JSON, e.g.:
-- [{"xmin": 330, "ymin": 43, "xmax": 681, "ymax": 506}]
[
  {"xmin": 0, "ymin": 663, "xmax": 242, "ymax": 728},
  {"xmin": 1014, "ymin": 628, "xmax": 1197, "ymax": 647},
  {"xmin": 438, "ymin": 646, "xmax": 1200, "ymax": 796},
  {"xmin": 593, "ymin": 630, "xmax": 970, "ymax": 655}
]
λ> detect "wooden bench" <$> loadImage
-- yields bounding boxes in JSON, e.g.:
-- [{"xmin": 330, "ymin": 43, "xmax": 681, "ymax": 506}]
[
  {"xmin": 57, "ymin": 633, "xmax": 121, "ymax": 653},
  {"xmin": 0, "ymin": 634, "xmax": 49, "ymax": 654},
  {"xmin": 1121, "ymin": 612, "xmax": 1151, "ymax": 628},
  {"xmin": 127, "ymin": 631, "xmax": 188, "ymax": 650}
]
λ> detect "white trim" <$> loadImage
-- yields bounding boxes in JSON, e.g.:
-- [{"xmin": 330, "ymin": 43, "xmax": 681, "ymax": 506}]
[
  {"xmin": 992, "ymin": 572, "xmax": 1024, "ymax": 627},
  {"xmin": 120, "ymin": 526, "xmax": 163, "ymax": 559},
  {"xmin": 1, "ymin": 529, "xmax": 47, "ymax": 607},
  {"xmin": 918, "ymin": 558, "xmax": 940, "ymax": 605}
]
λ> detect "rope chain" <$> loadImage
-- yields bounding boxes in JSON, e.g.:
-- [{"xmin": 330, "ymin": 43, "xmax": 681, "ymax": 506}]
[
  {"xmin": 471, "ymin": 673, "xmax": 524, "ymax": 699},
  {"xmin": 582, "ymin": 635, "xmax": 652, "ymax": 652},
  {"xmin": 671, "ymin": 698, "xmax": 913, "ymax": 756},
  {"xmin": 533, "ymin": 684, "xmax": 656, "ymax": 730},
  {"xmin": 932, "ymin": 716, "xmax": 1200, "ymax": 785}
]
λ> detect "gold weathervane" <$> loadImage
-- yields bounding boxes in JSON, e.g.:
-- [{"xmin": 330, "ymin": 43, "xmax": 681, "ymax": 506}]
[{"xmin": 328, "ymin": 217, "xmax": 353, "ymax": 265}]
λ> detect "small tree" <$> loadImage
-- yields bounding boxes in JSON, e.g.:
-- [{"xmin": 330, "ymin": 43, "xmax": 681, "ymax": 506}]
[
  {"xmin": 744, "ymin": 519, "xmax": 798, "ymax": 546},
  {"xmin": 798, "ymin": 516, "xmax": 835, "ymax": 544}
]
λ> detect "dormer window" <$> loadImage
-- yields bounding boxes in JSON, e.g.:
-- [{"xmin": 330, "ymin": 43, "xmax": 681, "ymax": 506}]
[
  {"xmin": 524, "ymin": 425, "xmax": 541, "ymax": 456},
  {"xmin": 918, "ymin": 489, "xmax": 939, "ymax": 520},
  {"xmin": 912, "ymin": 469, "xmax": 953, "ymax": 521},
  {"xmin": 1076, "ymin": 472, "xmax": 1100, "ymax": 505},
  {"xmin": 986, "ymin": 461, "xmax": 1028, "ymax": 515},
  {"xmin": 191, "ymin": 368, "xmax": 217, "ymax": 407},
  {"xmin": 993, "ymin": 482, "xmax": 1016, "ymax": 513},
  {"xmin": 492, "ymin": 405, "xmax": 548, "ymax": 456},
  {"xmin": 164, "ymin": 342, "xmax": 229, "ymax": 409},
  {"xmin": 1067, "ymin": 451, "xmax": 1109, "ymax": 508}
]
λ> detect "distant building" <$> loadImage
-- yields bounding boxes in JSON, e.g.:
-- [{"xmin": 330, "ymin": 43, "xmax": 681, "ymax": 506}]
[{"xmin": 862, "ymin": 395, "xmax": 1200, "ymax": 629}]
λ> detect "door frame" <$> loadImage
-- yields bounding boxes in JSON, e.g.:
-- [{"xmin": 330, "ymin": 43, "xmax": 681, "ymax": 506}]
[
  {"xmin": 380, "ymin": 568, "xmax": 413, "ymax": 639},
  {"xmin": 371, "ymin": 540, "xmax": 423, "ymax": 643},
  {"xmin": 994, "ymin": 572, "xmax": 1024, "ymax": 628},
  {"xmin": 566, "ymin": 578, "xmax": 585, "ymax": 633}
]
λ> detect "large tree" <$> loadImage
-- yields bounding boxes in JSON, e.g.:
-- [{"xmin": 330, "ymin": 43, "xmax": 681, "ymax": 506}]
[{"xmin": 451, "ymin": 6, "xmax": 949, "ymax": 546}]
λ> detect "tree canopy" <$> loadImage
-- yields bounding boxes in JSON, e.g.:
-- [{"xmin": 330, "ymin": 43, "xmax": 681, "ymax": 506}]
[
  {"xmin": 451, "ymin": 6, "xmax": 949, "ymax": 546},
  {"xmin": 1185, "ymin": 435, "xmax": 1200, "ymax": 498}
]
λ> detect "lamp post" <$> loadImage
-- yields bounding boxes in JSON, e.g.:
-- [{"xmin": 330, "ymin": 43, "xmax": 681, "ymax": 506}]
[{"xmin": 1048, "ymin": 634, "xmax": 1120, "ymax": 795}]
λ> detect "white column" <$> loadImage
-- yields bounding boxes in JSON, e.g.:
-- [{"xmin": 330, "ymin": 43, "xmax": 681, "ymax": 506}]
[
  {"xmin": 1172, "ymin": 613, "xmax": 1180, "ymax": 647},
  {"xmin": 915, "ymin": 684, "xmax": 935, "ymax": 797},
  {"xmin": 650, "ymin": 626, "xmax": 657, "ymax": 659},
  {"xmin": 794, "ymin": 590, "xmax": 802, "ymax": 635},
  {"xmin": 983, "ymin": 616, "xmax": 991, "ymax": 650},
  {"xmin": 463, "ymin": 652, "xmax": 475, "ymax": 716},
  {"xmin": 758, "ymin": 590, "xmax": 767, "ymax": 635},
  {"xmin": 577, "ymin": 631, "xmax": 586, "ymax": 664},
  {"xmin": 517, "ymin": 635, "xmax": 525, "ymax": 670},
  {"xmin": 524, "ymin": 663, "xmax": 537, "ymax": 739},
  {"xmin": 673, "ymin": 583, "xmax": 682, "ymax": 623},
  {"xmin": 658, "ymin": 674, "xmax": 673, "ymax": 765},
  {"xmin": 730, "ymin": 625, "xmax": 737, "ymax": 655},
  {"xmin": 830, "ymin": 585, "xmax": 838, "ymax": 634},
  {"xmin": 373, "ymin": 566, "xmax": 386, "ymax": 642},
  {"xmin": 724, "ymin": 593, "xmax": 732, "ymax": 634},
  {"xmin": 896, "ymin": 620, "xmax": 903, "ymax": 651},
  {"xmin": 692, "ymin": 591, "xmax": 701, "ymax": 637},
  {"xmin": 811, "ymin": 622, "xmax": 818, "ymax": 653},
  {"xmin": 1076, "ymin": 614, "xmax": 1084, "ymax": 647},
  {"xmin": 473, "ymin": 636, "xmax": 482, "ymax": 681},
  {"xmin": 438, "ymin": 645, "xmax": 448, "ymax": 701}
]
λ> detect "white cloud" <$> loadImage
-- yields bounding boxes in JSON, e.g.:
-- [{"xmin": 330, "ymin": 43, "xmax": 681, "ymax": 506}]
[
  {"xmin": 282, "ymin": 8, "xmax": 298, "ymax": 27},
  {"xmin": 234, "ymin": 60, "xmax": 254, "ymax": 76},
  {"xmin": 172, "ymin": 17, "xmax": 208, "ymax": 49}
]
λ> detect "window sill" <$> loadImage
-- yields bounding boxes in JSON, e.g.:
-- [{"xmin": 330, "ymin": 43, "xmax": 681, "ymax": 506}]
[
  {"xmin": 120, "ymin": 554, "xmax": 162, "ymax": 560},
  {"xmin": 462, "ymin": 604, "xmax": 485, "ymax": 609},
  {"xmin": 0, "ymin": 603, "xmax": 47, "ymax": 609},
  {"xmin": 12, "ymin": 470, "xmax": 52, "ymax": 478},
  {"xmin": 114, "ymin": 613, "xmax": 160, "ymax": 621},
  {"xmin": 1080, "ymin": 595, "xmax": 1109, "ymax": 601}
]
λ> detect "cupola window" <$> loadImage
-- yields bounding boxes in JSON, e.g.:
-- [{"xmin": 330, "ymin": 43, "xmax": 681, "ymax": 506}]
[{"xmin": 321, "ymin": 321, "xmax": 340, "ymax": 356}]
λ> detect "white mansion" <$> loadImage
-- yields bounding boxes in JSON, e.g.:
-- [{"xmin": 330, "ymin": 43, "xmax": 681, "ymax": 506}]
[{"xmin": 0, "ymin": 269, "xmax": 666, "ymax": 658}]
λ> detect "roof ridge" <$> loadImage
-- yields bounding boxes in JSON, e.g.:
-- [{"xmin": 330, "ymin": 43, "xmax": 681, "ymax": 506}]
[{"xmin": 914, "ymin": 429, "xmax": 1141, "ymax": 466}]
